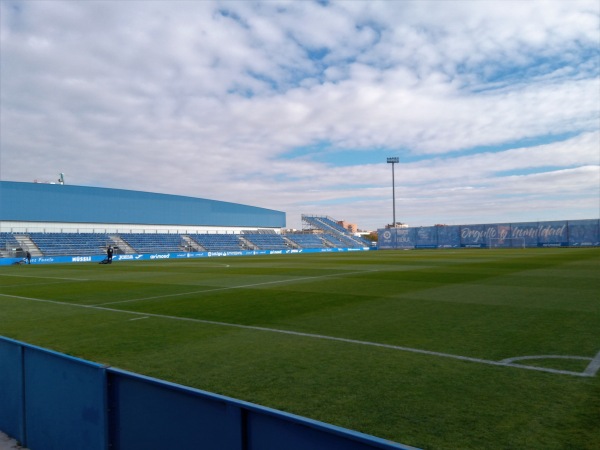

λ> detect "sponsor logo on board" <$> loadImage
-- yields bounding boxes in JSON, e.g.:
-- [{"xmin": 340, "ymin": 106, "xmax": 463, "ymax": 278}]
[{"xmin": 72, "ymin": 256, "xmax": 92, "ymax": 262}]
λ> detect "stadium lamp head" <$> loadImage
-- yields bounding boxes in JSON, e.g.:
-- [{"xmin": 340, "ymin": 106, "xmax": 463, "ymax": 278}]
[{"xmin": 386, "ymin": 157, "xmax": 399, "ymax": 164}]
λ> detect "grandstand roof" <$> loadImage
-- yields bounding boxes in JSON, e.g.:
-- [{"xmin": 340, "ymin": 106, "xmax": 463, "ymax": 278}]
[{"xmin": 0, "ymin": 181, "xmax": 285, "ymax": 228}]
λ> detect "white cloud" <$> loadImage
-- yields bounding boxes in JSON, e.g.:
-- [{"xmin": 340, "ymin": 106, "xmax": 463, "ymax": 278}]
[{"xmin": 1, "ymin": 0, "xmax": 598, "ymax": 230}]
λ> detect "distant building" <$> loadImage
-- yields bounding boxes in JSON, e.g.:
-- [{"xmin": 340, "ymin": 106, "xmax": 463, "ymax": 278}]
[{"xmin": 337, "ymin": 220, "xmax": 358, "ymax": 233}]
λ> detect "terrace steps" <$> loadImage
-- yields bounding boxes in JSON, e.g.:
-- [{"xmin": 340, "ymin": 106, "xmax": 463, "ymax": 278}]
[{"xmin": 14, "ymin": 235, "xmax": 43, "ymax": 256}]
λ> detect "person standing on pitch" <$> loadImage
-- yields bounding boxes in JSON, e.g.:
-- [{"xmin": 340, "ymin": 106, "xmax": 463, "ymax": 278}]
[
  {"xmin": 26, "ymin": 250, "xmax": 31, "ymax": 264},
  {"xmin": 107, "ymin": 246, "xmax": 113, "ymax": 264}
]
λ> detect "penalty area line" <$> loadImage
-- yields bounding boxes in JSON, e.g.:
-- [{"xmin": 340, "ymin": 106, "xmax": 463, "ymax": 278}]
[{"xmin": 1, "ymin": 292, "xmax": 596, "ymax": 378}]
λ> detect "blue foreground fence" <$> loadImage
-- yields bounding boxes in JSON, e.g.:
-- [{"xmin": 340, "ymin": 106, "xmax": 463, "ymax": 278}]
[{"xmin": 0, "ymin": 336, "xmax": 416, "ymax": 450}]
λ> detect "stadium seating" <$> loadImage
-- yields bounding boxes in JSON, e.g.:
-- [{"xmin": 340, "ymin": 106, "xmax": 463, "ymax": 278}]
[
  {"xmin": 242, "ymin": 233, "xmax": 289, "ymax": 250},
  {"xmin": 28, "ymin": 233, "xmax": 110, "ymax": 256},
  {"xmin": 0, "ymin": 218, "xmax": 366, "ymax": 258},
  {"xmin": 301, "ymin": 215, "xmax": 371, "ymax": 248},
  {"xmin": 320, "ymin": 234, "xmax": 347, "ymax": 248},
  {"xmin": 189, "ymin": 234, "xmax": 243, "ymax": 252},
  {"xmin": 315, "ymin": 216, "xmax": 350, "ymax": 235},
  {"xmin": 285, "ymin": 234, "xmax": 328, "ymax": 249},
  {"xmin": 0, "ymin": 232, "xmax": 20, "ymax": 250},
  {"xmin": 119, "ymin": 233, "xmax": 184, "ymax": 253}
]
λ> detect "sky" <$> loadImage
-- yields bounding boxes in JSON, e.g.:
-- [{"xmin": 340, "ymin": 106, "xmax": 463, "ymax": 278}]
[{"xmin": 1, "ymin": 0, "xmax": 599, "ymax": 231}]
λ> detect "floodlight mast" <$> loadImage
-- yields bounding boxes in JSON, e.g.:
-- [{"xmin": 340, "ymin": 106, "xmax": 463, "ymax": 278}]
[{"xmin": 386, "ymin": 157, "xmax": 399, "ymax": 228}]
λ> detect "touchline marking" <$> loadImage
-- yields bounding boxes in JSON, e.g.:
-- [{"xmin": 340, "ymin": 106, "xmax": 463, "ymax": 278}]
[
  {"xmin": 0, "ymin": 274, "xmax": 90, "ymax": 281},
  {"xmin": 149, "ymin": 262, "xmax": 231, "ymax": 268},
  {"xmin": 2, "ymin": 292, "xmax": 597, "ymax": 378},
  {"xmin": 0, "ymin": 281, "xmax": 82, "ymax": 289},
  {"xmin": 129, "ymin": 316, "xmax": 149, "ymax": 321},
  {"xmin": 94, "ymin": 269, "xmax": 377, "ymax": 306}
]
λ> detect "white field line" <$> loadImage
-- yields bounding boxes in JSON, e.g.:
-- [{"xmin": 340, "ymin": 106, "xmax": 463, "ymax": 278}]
[
  {"xmin": 1, "ymin": 292, "xmax": 596, "ymax": 378},
  {"xmin": 583, "ymin": 350, "xmax": 600, "ymax": 376},
  {"xmin": 93, "ymin": 269, "xmax": 376, "ymax": 306},
  {"xmin": 500, "ymin": 355, "xmax": 593, "ymax": 364},
  {"xmin": 147, "ymin": 262, "xmax": 231, "ymax": 268},
  {"xmin": 0, "ymin": 274, "xmax": 90, "ymax": 281},
  {"xmin": 0, "ymin": 281, "xmax": 85, "ymax": 289}
]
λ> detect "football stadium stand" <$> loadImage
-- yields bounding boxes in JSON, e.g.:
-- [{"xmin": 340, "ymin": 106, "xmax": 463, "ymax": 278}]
[
  {"xmin": 28, "ymin": 232, "xmax": 110, "ymax": 257},
  {"xmin": 302, "ymin": 214, "xmax": 372, "ymax": 248},
  {"xmin": 0, "ymin": 222, "xmax": 367, "ymax": 257},
  {"xmin": 241, "ymin": 232, "xmax": 289, "ymax": 250},
  {"xmin": 0, "ymin": 233, "xmax": 19, "ymax": 252},
  {"xmin": 320, "ymin": 234, "xmax": 348, "ymax": 248},
  {"xmin": 284, "ymin": 234, "xmax": 328, "ymax": 249},
  {"xmin": 189, "ymin": 233, "xmax": 243, "ymax": 252},
  {"xmin": 0, "ymin": 182, "xmax": 369, "ymax": 259},
  {"xmin": 119, "ymin": 233, "xmax": 185, "ymax": 254}
]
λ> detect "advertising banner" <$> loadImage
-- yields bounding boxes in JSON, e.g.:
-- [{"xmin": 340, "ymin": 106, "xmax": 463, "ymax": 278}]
[
  {"xmin": 536, "ymin": 221, "xmax": 568, "ymax": 247},
  {"xmin": 487, "ymin": 223, "xmax": 515, "ymax": 248},
  {"xmin": 460, "ymin": 224, "xmax": 499, "ymax": 247},
  {"xmin": 509, "ymin": 222, "xmax": 540, "ymax": 247},
  {"xmin": 0, "ymin": 247, "xmax": 372, "ymax": 266},
  {"xmin": 414, "ymin": 226, "xmax": 438, "ymax": 248},
  {"xmin": 378, "ymin": 229, "xmax": 395, "ymax": 248},
  {"xmin": 436, "ymin": 225, "xmax": 461, "ymax": 248},
  {"xmin": 568, "ymin": 219, "xmax": 600, "ymax": 246},
  {"xmin": 395, "ymin": 228, "xmax": 416, "ymax": 249},
  {"xmin": 377, "ymin": 228, "xmax": 415, "ymax": 249},
  {"xmin": 377, "ymin": 219, "xmax": 599, "ymax": 249}
]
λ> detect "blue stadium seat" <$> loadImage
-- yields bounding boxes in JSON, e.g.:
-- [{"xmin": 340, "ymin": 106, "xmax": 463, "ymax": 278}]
[{"xmin": 29, "ymin": 233, "xmax": 110, "ymax": 256}]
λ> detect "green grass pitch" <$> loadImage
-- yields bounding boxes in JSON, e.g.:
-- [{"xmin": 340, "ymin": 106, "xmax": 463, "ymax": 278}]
[{"xmin": 1, "ymin": 248, "xmax": 599, "ymax": 449}]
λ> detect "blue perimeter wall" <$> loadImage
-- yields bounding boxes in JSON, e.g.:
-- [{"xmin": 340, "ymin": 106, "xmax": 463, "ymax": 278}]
[
  {"xmin": 0, "ymin": 336, "xmax": 415, "ymax": 450},
  {"xmin": 378, "ymin": 219, "xmax": 600, "ymax": 249},
  {"xmin": 0, "ymin": 181, "xmax": 285, "ymax": 228}
]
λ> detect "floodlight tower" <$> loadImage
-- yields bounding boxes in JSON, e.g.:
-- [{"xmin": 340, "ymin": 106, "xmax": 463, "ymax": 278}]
[{"xmin": 386, "ymin": 157, "xmax": 399, "ymax": 227}]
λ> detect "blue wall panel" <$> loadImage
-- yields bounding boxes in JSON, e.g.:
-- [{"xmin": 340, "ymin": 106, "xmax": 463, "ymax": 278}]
[
  {"xmin": 0, "ymin": 338, "xmax": 24, "ymax": 443},
  {"xmin": 0, "ymin": 181, "xmax": 285, "ymax": 228},
  {"xmin": 107, "ymin": 368, "xmax": 413, "ymax": 450},
  {"xmin": 378, "ymin": 228, "xmax": 416, "ymax": 249},
  {"xmin": 509, "ymin": 221, "xmax": 539, "ymax": 247},
  {"xmin": 0, "ymin": 337, "xmax": 414, "ymax": 450},
  {"xmin": 436, "ymin": 225, "xmax": 461, "ymax": 248},
  {"xmin": 246, "ymin": 411, "xmax": 403, "ymax": 450},
  {"xmin": 108, "ymin": 370, "xmax": 235, "ymax": 450},
  {"xmin": 460, "ymin": 223, "xmax": 496, "ymax": 247},
  {"xmin": 536, "ymin": 220, "xmax": 568, "ymax": 246},
  {"xmin": 378, "ymin": 219, "xmax": 600, "ymax": 249},
  {"xmin": 568, "ymin": 219, "xmax": 600, "ymax": 246},
  {"xmin": 414, "ymin": 227, "xmax": 437, "ymax": 248},
  {"xmin": 23, "ymin": 347, "xmax": 108, "ymax": 450}
]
